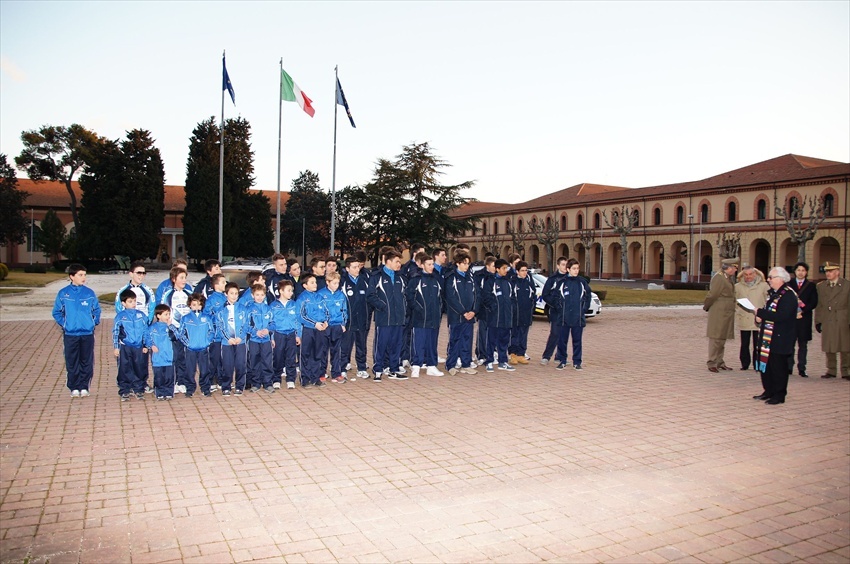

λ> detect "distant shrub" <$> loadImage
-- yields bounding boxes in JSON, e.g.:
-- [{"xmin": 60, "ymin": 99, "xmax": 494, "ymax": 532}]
[
  {"xmin": 0, "ymin": 263, "xmax": 8, "ymax": 281},
  {"xmin": 24, "ymin": 264, "xmax": 48, "ymax": 274}
]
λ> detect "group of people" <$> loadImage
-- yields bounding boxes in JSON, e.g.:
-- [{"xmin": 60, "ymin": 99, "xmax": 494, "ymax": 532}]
[
  {"xmin": 703, "ymin": 259, "xmax": 850, "ymax": 405},
  {"xmin": 52, "ymin": 245, "xmax": 596, "ymax": 401}
]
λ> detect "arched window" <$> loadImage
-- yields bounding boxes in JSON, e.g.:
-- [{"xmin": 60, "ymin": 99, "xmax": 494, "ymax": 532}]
[
  {"xmin": 788, "ymin": 196, "xmax": 799, "ymax": 215},
  {"xmin": 577, "ymin": 214, "xmax": 584, "ymax": 230},
  {"xmin": 545, "ymin": 216, "xmax": 551, "ymax": 230},
  {"xmin": 593, "ymin": 213, "xmax": 600, "ymax": 229},
  {"xmin": 700, "ymin": 204, "xmax": 708, "ymax": 223},
  {"xmin": 560, "ymin": 215, "xmax": 566, "ymax": 231},
  {"xmin": 633, "ymin": 209, "xmax": 640, "ymax": 227},
  {"xmin": 493, "ymin": 220, "xmax": 499, "ymax": 234},
  {"xmin": 653, "ymin": 208, "xmax": 661, "ymax": 225},
  {"xmin": 824, "ymin": 194, "xmax": 835, "ymax": 217},
  {"xmin": 676, "ymin": 206, "xmax": 684, "ymax": 225},
  {"xmin": 505, "ymin": 220, "xmax": 511, "ymax": 232},
  {"xmin": 757, "ymin": 199, "xmax": 767, "ymax": 220},
  {"xmin": 518, "ymin": 219, "xmax": 523, "ymax": 232},
  {"xmin": 728, "ymin": 201, "xmax": 737, "ymax": 222},
  {"xmin": 530, "ymin": 217, "xmax": 538, "ymax": 229},
  {"xmin": 482, "ymin": 222, "xmax": 488, "ymax": 235}
]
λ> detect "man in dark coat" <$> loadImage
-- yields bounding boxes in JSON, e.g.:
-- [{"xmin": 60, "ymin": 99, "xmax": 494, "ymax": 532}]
[{"xmin": 788, "ymin": 261, "xmax": 818, "ymax": 377}]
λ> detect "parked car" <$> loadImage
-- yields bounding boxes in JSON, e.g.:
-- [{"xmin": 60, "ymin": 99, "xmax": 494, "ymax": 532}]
[
  {"xmin": 220, "ymin": 259, "xmax": 273, "ymax": 288},
  {"xmin": 531, "ymin": 272, "xmax": 602, "ymax": 318}
]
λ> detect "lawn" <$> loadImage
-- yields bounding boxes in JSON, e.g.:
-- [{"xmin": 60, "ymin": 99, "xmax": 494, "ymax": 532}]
[
  {"xmin": 0, "ymin": 288, "xmax": 28, "ymax": 295},
  {"xmin": 99, "ymin": 293, "xmax": 117, "ymax": 304},
  {"xmin": 593, "ymin": 284, "xmax": 706, "ymax": 306},
  {"xmin": 1, "ymin": 270, "xmax": 69, "ymax": 287}
]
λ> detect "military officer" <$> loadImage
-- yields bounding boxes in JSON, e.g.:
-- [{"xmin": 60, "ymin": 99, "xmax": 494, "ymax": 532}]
[
  {"xmin": 704, "ymin": 258, "xmax": 738, "ymax": 372},
  {"xmin": 815, "ymin": 262, "xmax": 850, "ymax": 379}
]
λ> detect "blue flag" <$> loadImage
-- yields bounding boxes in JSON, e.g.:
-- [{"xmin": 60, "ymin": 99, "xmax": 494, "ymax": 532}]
[
  {"xmin": 336, "ymin": 78, "xmax": 355, "ymax": 128},
  {"xmin": 223, "ymin": 55, "xmax": 236, "ymax": 105}
]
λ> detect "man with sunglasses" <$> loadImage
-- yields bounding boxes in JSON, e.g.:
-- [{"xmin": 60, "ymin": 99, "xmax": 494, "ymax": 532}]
[{"xmin": 116, "ymin": 260, "xmax": 156, "ymax": 393}]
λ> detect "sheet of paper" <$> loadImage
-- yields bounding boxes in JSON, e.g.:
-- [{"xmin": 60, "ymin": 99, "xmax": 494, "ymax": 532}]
[{"xmin": 736, "ymin": 297, "xmax": 756, "ymax": 312}]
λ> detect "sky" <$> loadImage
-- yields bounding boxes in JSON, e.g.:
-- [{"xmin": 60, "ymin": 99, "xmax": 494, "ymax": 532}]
[{"xmin": 1, "ymin": 1, "xmax": 848, "ymax": 206}]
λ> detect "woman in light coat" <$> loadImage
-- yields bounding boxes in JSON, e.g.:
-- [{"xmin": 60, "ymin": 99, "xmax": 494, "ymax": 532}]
[{"xmin": 735, "ymin": 266, "xmax": 769, "ymax": 371}]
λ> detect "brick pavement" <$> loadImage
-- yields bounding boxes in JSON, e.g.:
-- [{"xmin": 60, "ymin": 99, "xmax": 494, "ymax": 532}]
[{"xmin": 1, "ymin": 308, "xmax": 848, "ymax": 563}]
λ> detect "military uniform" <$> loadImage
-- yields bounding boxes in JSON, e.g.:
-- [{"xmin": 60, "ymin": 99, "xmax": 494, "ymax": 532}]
[
  {"xmin": 704, "ymin": 259, "xmax": 738, "ymax": 371},
  {"xmin": 815, "ymin": 262, "xmax": 850, "ymax": 379}
]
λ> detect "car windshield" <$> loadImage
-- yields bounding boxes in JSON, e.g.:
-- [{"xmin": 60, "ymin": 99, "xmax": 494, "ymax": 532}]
[{"xmin": 531, "ymin": 273, "xmax": 547, "ymax": 287}]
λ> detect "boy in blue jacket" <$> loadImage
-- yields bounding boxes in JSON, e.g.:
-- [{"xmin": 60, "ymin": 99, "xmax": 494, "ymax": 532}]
[
  {"xmin": 445, "ymin": 251, "xmax": 479, "ymax": 376},
  {"xmin": 147, "ymin": 304, "xmax": 176, "ymax": 400},
  {"xmin": 340, "ymin": 256, "xmax": 370, "ymax": 380},
  {"xmin": 203, "ymin": 273, "xmax": 227, "ymax": 391},
  {"xmin": 52, "ymin": 263, "xmax": 101, "ymax": 398},
  {"xmin": 509, "ymin": 261, "xmax": 536, "ymax": 365},
  {"xmin": 179, "ymin": 293, "xmax": 215, "ymax": 397},
  {"xmin": 246, "ymin": 283, "xmax": 275, "ymax": 393},
  {"xmin": 474, "ymin": 257, "xmax": 496, "ymax": 366},
  {"xmin": 270, "ymin": 280, "xmax": 301, "ymax": 390},
  {"xmin": 113, "ymin": 289, "xmax": 151, "ymax": 401},
  {"xmin": 406, "ymin": 254, "xmax": 444, "ymax": 377},
  {"xmin": 296, "ymin": 273, "xmax": 330, "ymax": 387},
  {"xmin": 319, "ymin": 272, "xmax": 349, "ymax": 383},
  {"xmin": 160, "ymin": 266, "xmax": 193, "ymax": 395},
  {"xmin": 545, "ymin": 258, "xmax": 592, "ymax": 370},
  {"xmin": 367, "ymin": 250, "xmax": 408, "ymax": 381},
  {"xmin": 216, "ymin": 283, "xmax": 249, "ymax": 396},
  {"xmin": 482, "ymin": 259, "xmax": 517, "ymax": 373}
]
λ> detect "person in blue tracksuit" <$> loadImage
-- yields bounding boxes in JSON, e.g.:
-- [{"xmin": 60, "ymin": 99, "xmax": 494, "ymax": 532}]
[
  {"xmin": 52, "ymin": 263, "xmax": 101, "ymax": 398},
  {"xmin": 296, "ymin": 273, "xmax": 330, "ymax": 387},
  {"xmin": 115, "ymin": 260, "xmax": 155, "ymax": 322},
  {"xmin": 400, "ymin": 244, "xmax": 425, "ymax": 367},
  {"xmin": 246, "ymin": 284, "xmax": 275, "ymax": 393},
  {"xmin": 545, "ymin": 258, "xmax": 592, "ymax": 370},
  {"xmin": 540, "ymin": 257, "xmax": 569, "ymax": 365},
  {"xmin": 367, "ymin": 250, "xmax": 408, "ymax": 381},
  {"xmin": 238, "ymin": 271, "xmax": 265, "ymax": 307},
  {"xmin": 193, "ymin": 259, "xmax": 222, "ymax": 298},
  {"xmin": 179, "ymin": 293, "xmax": 215, "ymax": 397},
  {"xmin": 474, "ymin": 257, "xmax": 497, "ymax": 365},
  {"xmin": 340, "ymin": 256, "xmax": 371, "ymax": 379},
  {"xmin": 269, "ymin": 280, "xmax": 301, "ymax": 390},
  {"xmin": 481, "ymin": 259, "xmax": 517, "ymax": 372},
  {"xmin": 445, "ymin": 251, "xmax": 479, "ymax": 375},
  {"xmin": 113, "ymin": 289, "xmax": 151, "ymax": 400},
  {"xmin": 147, "ymin": 305, "xmax": 177, "ymax": 400},
  {"xmin": 405, "ymin": 254, "xmax": 444, "ymax": 377},
  {"xmin": 320, "ymin": 272, "xmax": 350, "ymax": 383},
  {"xmin": 215, "ymin": 283, "xmax": 250, "ymax": 395},
  {"xmin": 160, "ymin": 266, "xmax": 193, "ymax": 395},
  {"xmin": 509, "ymin": 261, "xmax": 536, "ymax": 365},
  {"xmin": 203, "ymin": 274, "xmax": 227, "ymax": 390},
  {"xmin": 155, "ymin": 259, "xmax": 192, "ymax": 304},
  {"xmin": 263, "ymin": 253, "xmax": 290, "ymax": 304}
]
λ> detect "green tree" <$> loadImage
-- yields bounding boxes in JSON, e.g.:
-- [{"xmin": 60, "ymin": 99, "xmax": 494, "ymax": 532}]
[
  {"xmin": 0, "ymin": 154, "xmax": 30, "ymax": 246},
  {"xmin": 280, "ymin": 170, "xmax": 331, "ymax": 258},
  {"xmin": 78, "ymin": 130, "xmax": 165, "ymax": 259},
  {"xmin": 237, "ymin": 191, "xmax": 274, "ymax": 257},
  {"xmin": 15, "ymin": 124, "xmax": 105, "ymax": 234},
  {"xmin": 39, "ymin": 209, "xmax": 67, "ymax": 262}
]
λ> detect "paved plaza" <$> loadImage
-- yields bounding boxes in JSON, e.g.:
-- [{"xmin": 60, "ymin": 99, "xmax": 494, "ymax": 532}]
[{"xmin": 1, "ymin": 277, "xmax": 848, "ymax": 563}]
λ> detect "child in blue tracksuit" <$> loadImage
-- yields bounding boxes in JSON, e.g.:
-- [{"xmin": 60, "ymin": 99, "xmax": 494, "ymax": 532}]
[
  {"xmin": 270, "ymin": 280, "xmax": 301, "ymax": 390},
  {"xmin": 474, "ymin": 257, "xmax": 496, "ymax": 365},
  {"xmin": 147, "ymin": 305, "xmax": 177, "ymax": 400},
  {"xmin": 509, "ymin": 261, "xmax": 536, "ymax": 365},
  {"xmin": 52, "ymin": 263, "xmax": 101, "ymax": 398},
  {"xmin": 113, "ymin": 289, "xmax": 151, "ymax": 400},
  {"xmin": 160, "ymin": 266, "xmax": 193, "ymax": 394},
  {"xmin": 405, "ymin": 255, "xmax": 444, "ymax": 378},
  {"xmin": 340, "ymin": 257, "xmax": 370, "ymax": 379},
  {"xmin": 203, "ymin": 274, "xmax": 227, "ymax": 390},
  {"xmin": 246, "ymin": 283, "xmax": 275, "ymax": 393},
  {"xmin": 367, "ymin": 250, "xmax": 408, "ymax": 381},
  {"xmin": 215, "ymin": 283, "xmax": 249, "ymax": 395},
  {"xmin": 296, "ymin": 274, "xmax": 330, "ymax": 387},
  {"xmin": 545, "ymin": 258, "xmax": 592, "ymax": 370},
  {"xmin": 179, "ymin": 293, "xmax": 215, "ymax": 397},
  {"xmin": 445, "ymin": 252, "xmax": 478, "ymax": 375},
  {"xmin": 319, "ymin": 272, "xmax": 349, "ymax": 383},
  {"xmin": 482, "ymin": 259, "xmax": 517, "ymax": 372}
]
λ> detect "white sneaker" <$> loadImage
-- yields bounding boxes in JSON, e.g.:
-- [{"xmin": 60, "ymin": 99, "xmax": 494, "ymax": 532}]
[
  {"xmin": 437, "ymin": 356, "xmax": 446, "ymax": 364},
  {"xmin": 286, "ymin": 382, "xmax": 295, "ymax": 389},
  {"xmin": 455, "ymin": 359, "xmax": 462, "ymax": 368},
  {"xmin": 80, "ymin": 389, "xmax": 90, "ymax": 397},
  {"xmin": 273, "ymin": 382, "xmax": 281, "ymax": 389},
  {"xmin": 540, "ymin": 358, "xmax": 550, "ymax": 366},
  {"xmin": 402, "ymin": 360, "xmax": 411, "ymax": 368},
  {"xmin": 345, "ymin": 363, "xmax": 352, "ymax": 371},
  {"xmin": 178, "ymin": 385, "xmax": 187, "ymax": 394},
  {"xmin": 395, "ymin": 367, "xmax": 406, "ymax": 375},
  {"xmin": 356, "ymin": 370, "xmax": 369, "ymax": 379},
  {"xmin": 382, "ymin": 368, "xmax": 391, "ymax": 375},
  {"xmin": 410, "ymin": 366, "xmax": 421, "ymax": 378},
  {"xmin": 426, "ymin": 366, "xmax": 444, "ymax": 377},
  {"xmin": 524, "ymin": 354, "xmax": 531, "ymax": 361},
  {"xmin": 70, "ymin": 390, "xmax": 80, "ymax": 398},
  {"xmin": 210, "ymin": 384, "xmax": 219, "ymax": 391}
]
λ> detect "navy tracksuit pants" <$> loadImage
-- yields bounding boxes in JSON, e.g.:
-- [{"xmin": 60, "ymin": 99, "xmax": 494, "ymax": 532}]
[
  {"xmin": 373, "ymin": 325, "xmax": 403, "ymax": 374},
  {"xmin": 326, "ymin": 325, "xmax": 345, "ymax": 378},
  {"xmin": 64, "ymin": 334, "xmax": 94, "ymax": 392},
  {"xmin": 221, "ymin": 343, "xmax": 247, "ymax": 392},
  {"xmin": 411, "ymin": 327, "xmax": 437, "ymax": 367},
  {"xmin": 476, "ymin": 319, "xmax": 490, "ymax": 362},
  {"xmin": 272, "ymin": 332, "xmax": 298, "ymax": 384},
  {"xmin": 300, "ymin": 327, "xmax": 327, "ymax": 385},
  {"xmin": 208, "ymin": 342, "xmax": 222, "ymax": 385},
  {"xmin": 487, "ymin": 326, "xmax": 511, "ymax": 365},
  {"xmin": 342, "ymin": 328, "xmax": 368, "ymax": 371},
  {"xmin": 555, "ymin": 325, "xmax": 584, "ymax": 366},
  {"xmin": 117, "ymin": 344, "xmax": 146, "ymax": 395},
  {"xmin": 447, "ymin": 323, "xmax": 474, "ymax": 369},
  {"xmin": 184, "ymin": 348, "xmax": 211, "ymax": 395},
  {"xmin": 248, "ymin": 341, "xmax": 273, "ymax": 389},
  {"xmin": 542, "ymin": 320, "xmax": 559, "ymax": 360},
  {"xmin": 509, "ymin": 325, "xmax": 530, "ymax": 356},
  {"xmin": 153, "ymin": 365, "xmax": 175, "ymax": 398}
]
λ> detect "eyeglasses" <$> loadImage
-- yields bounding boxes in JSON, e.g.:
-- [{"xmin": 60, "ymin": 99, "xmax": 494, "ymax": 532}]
[
  {"xmin": 766, "ymin": 276, "xmax": 774, "ymax": 280},
  {"xmin": 133, "ymin": 271, "xmax": 147, "ymax": 275}
]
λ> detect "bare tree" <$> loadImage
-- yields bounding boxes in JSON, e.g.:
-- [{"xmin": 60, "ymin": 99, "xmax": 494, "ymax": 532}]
[
  {"xmin": 531, "ymin": 220, "xmax": 559, "ymax": 273},
  {"xmin": 506, "ymin": 223, "xmax": 531, "ymax": 259},
  {"xmin": 716, "ymin": 232, "xmax": 741, "ymax": 260},
  {"xmin": 602, "ymin": 205, "xmax": 639, "ymax": 280},
  {"xmin": 578, "ymin": 228, "xmax": 595, "ymax": 276},
  {"xmin": 774, "ymin": 196, "xmax": 826, "ymax": 263},
  {"xmin": 479, "ymin": 232, "xmax": 501, "ymax": 258}
]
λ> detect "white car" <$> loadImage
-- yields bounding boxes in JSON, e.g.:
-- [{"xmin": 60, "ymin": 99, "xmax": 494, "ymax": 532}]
[
  {"xmin": 220, "ymin": 260, "xmax": 273, "ymax": 288},
  {"xmin": 531, "ymin": 272, "xmax": 602, "ymax": 318}
]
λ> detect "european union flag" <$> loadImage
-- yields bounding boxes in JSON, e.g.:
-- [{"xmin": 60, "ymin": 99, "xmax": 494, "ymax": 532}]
[
  {"xmin": 336, "ymin": 78, "xmax": 355, "ymax": 128},
  {"xmin": 223, "ymin": 55, "xmax": 236, "ymax": 105}
]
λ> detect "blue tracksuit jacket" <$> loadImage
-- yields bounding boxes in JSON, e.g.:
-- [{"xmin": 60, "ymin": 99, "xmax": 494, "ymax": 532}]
[
  {"xmin": 546, "ymin": 275, "xmax": 592, "ymax": 327},
  {"xmin": 270, "ymin": 299, "xmax": 302, "ymax": 337},
  {"xmin": 114, "ymin": 282, "xmax": 155, "ymax": 322},
  {"xmin": 473, "ymin": 270, "xmax": 494, "ymax": 323},
  {"xmin": 296, "ymin": 289, "xmax": 329, "ymax": 328},
  {"xmin": 367, "ymin": 266, "xmax": 407, "ymax": 327},
  {"xmin": 113, "ymin": 308, "xmax": 150, "ymax": 348},
  {"xmin": 214, "ymin": 302, "xmax": 250, "ymax": 344},
  {"xmin": 160, "ymin": 284, "xmax": 193, "ymax": 329},
  {"xmin": 156, "ymin": 278, "xmax": 193, "ymax": 305},
  {"xmin": 541, "ymin": 271, "xmax": 567, "ymax": 320},
  {"xmin": 340, "ymin": 272, "xmax": 370, "ymax": 332},
  {"xmin": 146, "ymin": 321, "xmax": 176, "ymax": 367},
  {"xmin": 179, "ymin": 310, "xmax": 215, "ymax": 351},
  {"xmin": 482, "ymin": 275, "xmax": 517, "ymax": 328},
  {"xmin": 245, "ymin": 301, "xmax": 273, "ymax": 343},
  {"xmin": 514, "ymin": 276, "xmax": 537, "ymax": 327},
  {"xmin": 319, "ymin": 287, "xmax": 349, "ymax": 327},
  {"xmin": 406, "ymin": 271, "xmax": 443, "ymax": 329},
  {"xmin": 52, "ymin": 283, "xmax": 101, "ymax": 336},
  {"xmin": 445, "ymin": 269, "xmax": 478, "ymax": 325},
  {"xmin": 204, "ymin": 291, "xmax": 227, "ymax": 315}
]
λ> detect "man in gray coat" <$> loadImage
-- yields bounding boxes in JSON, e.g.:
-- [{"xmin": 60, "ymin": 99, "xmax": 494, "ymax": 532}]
[{"xmin": 704, "ymin": 258, "xmax": 738, "ymax": 372}]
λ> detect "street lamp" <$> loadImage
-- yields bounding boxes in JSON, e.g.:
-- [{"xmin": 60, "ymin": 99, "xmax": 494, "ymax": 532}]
[
  {"xmin": 697, "ymin": 217, "xmax": 703, "ymax": 283},
  {"xmin": 687, "ymin": 214, "xmax": 694, "ymax": 282}
]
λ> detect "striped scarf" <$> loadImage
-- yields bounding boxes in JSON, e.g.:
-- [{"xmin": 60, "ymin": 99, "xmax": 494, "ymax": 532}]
[{"xmin": 755, "ymin": 286, "xmax": 789, "ymax": 372}]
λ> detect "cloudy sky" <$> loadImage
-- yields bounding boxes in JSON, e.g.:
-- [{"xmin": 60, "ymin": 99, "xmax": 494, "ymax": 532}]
[{"xmin": 1, "ymin": 1, "xmax": 848, "ymax": 205}]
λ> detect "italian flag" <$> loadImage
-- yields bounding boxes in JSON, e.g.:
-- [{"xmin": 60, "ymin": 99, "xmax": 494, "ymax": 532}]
[{"xmin": 281, "ymin": 68, "xmax": 315, "ymax": 117}]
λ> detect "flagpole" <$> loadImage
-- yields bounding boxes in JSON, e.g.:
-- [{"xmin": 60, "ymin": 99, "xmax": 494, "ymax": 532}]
[
  {"xmin": 275, "ymin": 58, "xmax": 283, "ymax": 254},
  {"xmin": 218, "ymin": 50, "xmax": 225, "ymax": 263},
  {"xmin": 330, "ymin": 65, "xmax": 339, "ymax": 256}
]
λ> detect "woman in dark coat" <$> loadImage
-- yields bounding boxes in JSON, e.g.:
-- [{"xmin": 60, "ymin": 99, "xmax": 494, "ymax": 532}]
[
  {"xmin": 788, "ymin": 261, "xmax": 818, "ymax": 377},
  {"xmin": 754, "ymin": 267, "xmax": 798, "ymax": 405}
]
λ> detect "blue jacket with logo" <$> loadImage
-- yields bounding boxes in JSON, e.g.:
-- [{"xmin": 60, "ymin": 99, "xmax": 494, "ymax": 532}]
[
  {"xmin": 156, "ymin": 278, "xmax": 193, "ymax": 305},
  {"xmin": 270, "ymin": 299, "xmax": 302, "ymax": 337},
  {"xmin": 52, "ymin": 284, "xmax": 101, "ymax": 336},
  {"xmin": 445, "ymin": 269, "xmax": 478, "ymax": 325},
  {"xmin": 160, "ymin": 284, "xmax": 193, "ymax": 329},
  {"xmin": 204, "ymin": 291, "xmax": 227, "ymax": 316},
  {"xmin": 482, "ymin": 274, "xmax": 517, "ymax": 328},
  {"xmin": 319, "ymin": 287, "xmax": 349, "ymax": 327},
  {"xmin": 406, "ymin": 271, "xmax": 443, "ymax": 329},
  {"xmin": 473, "ymin": 269, "xmax": 494, "ymax": 323},
  {"xmin": 514, "ymin": 275, "xmax": 537, "ymax": 327},
  {"xmin": 146, "ymin": 321, "xmax": 176, "ymax": 367},
  {"xmin": 296, "ymin": 289, "xmax": 329, "ymax": 329},
  {"xmin": 367, "ymin": 266, "xmax": 407, "ymax": 327},
  {"xmin": 114, "ymin": 282, "xmax": 155, "ymax": 322},
  {"xmin": 179, "ymin": 310, "xmax": 215, "ymax": 351},
  {"xmin": 214, "ymin": 302, "xmax": 250, "ymax": 345},
  {"xmin": 245, "ymin": 301, "xmax": 273, "ymax": 343},
  {"xmin": 340, "ymin": 271, "xmax": 370, "ymax": 331},
  {"xmin": 113, "ymin": 308, "xmax": 150, "ymax": 348},
  {"xmin": 545, "ymin": 275, "xmax": 591, "ymax": 327}
]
